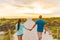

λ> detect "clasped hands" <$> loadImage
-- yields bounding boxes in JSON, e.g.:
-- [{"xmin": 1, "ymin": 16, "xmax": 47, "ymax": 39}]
[{"xmin": 28, "ymin": 28, "xmax": 32, "ymax": 31}]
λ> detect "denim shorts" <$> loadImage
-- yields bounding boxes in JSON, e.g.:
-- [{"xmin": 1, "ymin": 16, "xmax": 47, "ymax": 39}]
[{"xmin": 17, "ymin": 34, "xmax": 23, "ymax": 36}]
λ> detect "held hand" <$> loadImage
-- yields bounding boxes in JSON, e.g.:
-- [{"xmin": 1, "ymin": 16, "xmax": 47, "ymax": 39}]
[{"xmin": 29, "ymin": 29, "xmax": 32, "ymax": 31}]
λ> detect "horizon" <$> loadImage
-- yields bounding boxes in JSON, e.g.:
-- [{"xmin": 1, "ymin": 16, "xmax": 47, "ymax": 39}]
[{"xmin": 0, "ymin": 15, "xmax": 60, "ymax": 19}]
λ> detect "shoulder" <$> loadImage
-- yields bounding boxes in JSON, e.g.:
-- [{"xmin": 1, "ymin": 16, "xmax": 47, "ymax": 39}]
[
  {"xmin": 36, "ymin": 20, "xmax": 39, "ymax": 22},
  {"xmin": 16, "ymin": 23, "xmax": 18, "ymax": 26},
  {"xmin": 20, "ymin": 23, "xmax": 25, "ymax": 27},
  {"xmin": 40, "ymin": 19, "xmax": 45, "ymax": 22},
  {"xmin": 15, "ymin": 23, "xmax": 18, "ymax": 27},
  {"xmin": 20, "ymin": 23, "xmax": 24, "ymax": 26},
  {"xmin": 35, "ymin": 20, "xmax": 40, "ymax": 24},
  {"xmin": 42, "ymin": 20, "xmax": 46, "ymax": 24},
  {"xmin": 42, "ymin": 20, "xmax": 46, "ymax": 22}
]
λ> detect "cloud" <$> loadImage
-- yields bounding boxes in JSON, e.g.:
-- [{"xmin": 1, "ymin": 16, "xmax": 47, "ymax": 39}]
[
  {"xmin": 0, "ymin": 0, "xmax": 6, "ymax": 3},
  {"xmin": 0, "ymin": 0, "xmax": 60, "ymax": 18}
]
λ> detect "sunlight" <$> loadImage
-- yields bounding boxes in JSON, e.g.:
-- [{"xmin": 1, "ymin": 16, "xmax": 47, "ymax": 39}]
[
  {"xmin": 30, "ymin": 2, "xmax": 42, "ymax": 9},
  {"xmin": 16, "ymin": 2, "xmax": 52, "ymax": 14},
  {"xmin": 17, "ymin": 7, "xmax": 33, "ymax": 13},
  {"xmin": 17, "ymin": 2, "xmax": 52, "ymax": 14},
  {"xmin": 30, "ymin": 2, "xmax": 52, "ymax": 14},
  {"xmin": 0, "ymin": 2, "xmax": 52, "ymax": 17}
]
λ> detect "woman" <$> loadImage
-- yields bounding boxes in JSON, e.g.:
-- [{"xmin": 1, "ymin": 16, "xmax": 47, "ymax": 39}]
[{"xmin": 16, "ymin": 19, "xmax": 29, "ymax": 40}]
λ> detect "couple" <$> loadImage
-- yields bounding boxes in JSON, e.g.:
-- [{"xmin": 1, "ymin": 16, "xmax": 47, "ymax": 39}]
[{"xmin": 15, "ymin": 15, "xmax": 47, "ymax": 40}]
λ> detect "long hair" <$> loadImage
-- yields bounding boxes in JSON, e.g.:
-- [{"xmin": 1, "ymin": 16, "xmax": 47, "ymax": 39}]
[{"xmin": 17, "ymin": 19, "xmax": 21, "ymax": 31}]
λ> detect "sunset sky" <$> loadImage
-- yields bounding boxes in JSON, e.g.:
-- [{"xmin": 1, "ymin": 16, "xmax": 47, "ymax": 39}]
[{"xmin": 0, "ymin": 0, "xmax": 60, "ymax": 18}]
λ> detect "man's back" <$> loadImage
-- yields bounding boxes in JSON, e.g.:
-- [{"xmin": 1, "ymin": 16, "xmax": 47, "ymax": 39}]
[{"xmin": 36, "ymin": 19, "xmax": 46, "ymax": 32}]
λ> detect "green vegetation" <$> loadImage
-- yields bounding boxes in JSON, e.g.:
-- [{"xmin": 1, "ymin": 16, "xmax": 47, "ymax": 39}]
[{"xmin": 0, "ymin": 17, "xmax": 60, "ymax": 40}]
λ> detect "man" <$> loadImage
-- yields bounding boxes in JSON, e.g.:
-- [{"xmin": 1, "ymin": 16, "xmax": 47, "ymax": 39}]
[{"xmin": 30, "ymin": 15, "xmax": 47, "ymax": 40}]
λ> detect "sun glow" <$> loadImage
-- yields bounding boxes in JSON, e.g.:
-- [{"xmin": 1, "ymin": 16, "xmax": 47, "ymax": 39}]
[
  {"xmin": 0, "ymin": 2, "xmax": 52, "ymax": 18},
  {"xmin": 17, "ymin": 2, "xmax": 52, "ymax": 14},
  {"xmin": 30, "ymin": 2, "xmax": 52, "ymax": 14}
]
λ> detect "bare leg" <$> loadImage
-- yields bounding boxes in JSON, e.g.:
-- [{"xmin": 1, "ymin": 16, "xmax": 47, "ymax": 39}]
[
  {"xmin": 37, "ymin": 32, "xmax": 42, "ymax": 40},
  {"xmin": 18, "ymin": 36, "xmax": 22, "ymax": 40}
]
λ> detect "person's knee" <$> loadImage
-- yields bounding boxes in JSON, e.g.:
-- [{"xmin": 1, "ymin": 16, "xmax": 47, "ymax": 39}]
[
  {"xmin": 39, "ymin": 37, "xmax": 42, "ymax": 39},
  {"xmin": 40, "ymin": 37, "xmax": 42, "ymax": 39}
]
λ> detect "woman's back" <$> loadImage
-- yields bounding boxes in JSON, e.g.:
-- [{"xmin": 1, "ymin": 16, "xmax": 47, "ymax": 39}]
[{"xmin": 16, "ymin": 23, "xmax": 25, "ymax": 35}]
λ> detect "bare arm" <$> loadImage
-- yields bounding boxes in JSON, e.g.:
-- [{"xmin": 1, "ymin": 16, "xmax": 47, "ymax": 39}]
[
  {"xmin": 24, "ymin": 27, "xmax": 29, "ymax": 30},
  {"xmin": 44, "ymin": 24, "xmax": 47, "ymax": 34},
  {"xmin": 30, "ymin": 24, "xmax": 36, "ymax": 31}
]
